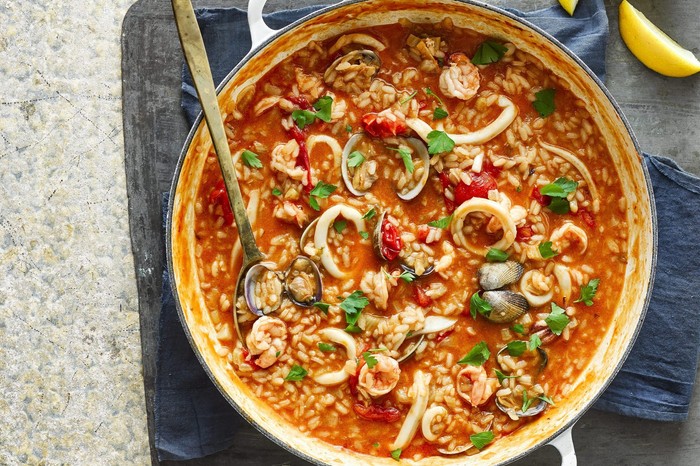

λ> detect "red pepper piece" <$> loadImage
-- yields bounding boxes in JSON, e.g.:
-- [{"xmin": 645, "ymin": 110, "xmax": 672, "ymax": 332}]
[
  {"xmin": 413, "ymin": 285, "xmax": 432, "ymax": 307},
  {"xmin": 531, "ymin": 186, "xmax": 551, "ymax": 206},
  {"xmin": 287, "ymin": 94, "xmax": 313, "ymax": 110},
  {"xmin": 454, "ymin": 171, "xmax": 497, "ymax": 205},
  {"xmin": 576, "ymin": 207, "xmax": 596, "ymax": 228},
  {"xmin": 241, "ymin": 347, "xmax": 263, "ymax": 370},
  {"xmin": 417, "ymin": 224, "xmax": 430, "ymax": 242},
  {"xmin": 481, "ymin": 158, "xmax": 502, "ymax": 178},
  {"xmin": 209, "ymin": 179, "xmax": 234, "ymax": 226},
  {"xmin": 361, "ymin": 112, "xmax": 407, "ymax": 138},
  {"xmin": 516, "ymin": 224, "xmax": 534, "ymax": 242},
  {"xmin": 352, "ymin": 403, "xmax": 402, "ymax": 423},
  {"xmin": 435, "ymin": 329, "xmax": 454, "ymax": 344},
  {"xmin": 380, "ymin": 218, "xmax": 403, "ymax": 261},
  {"xmin": 287, "ymin": 125, "xmax": 313, "ymax": 193}
]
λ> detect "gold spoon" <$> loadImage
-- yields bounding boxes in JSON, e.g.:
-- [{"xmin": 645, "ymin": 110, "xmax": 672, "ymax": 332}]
[{"xmin": 171, "ymin": 0, "xmax": 264, "ymax": 345}]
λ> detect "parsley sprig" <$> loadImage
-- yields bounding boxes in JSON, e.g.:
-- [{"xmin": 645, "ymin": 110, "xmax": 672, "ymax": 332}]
[
  {"xmin": 538, "ymin": 241, "xmax": 559, "ymax": 259},
  {"xmin": 347, "ymin": 150, "xmax": 365, "ymax": 168},
  {"xmin": 387, "ymin": 146, "xmax": 414, "ymax": 173},
  {"xmin": 485, "ymin": 248, "xmax": 509, "ymax": 262},
  {"xmin": 533, "ymin": 88, "xmax": 556, "ymax": 117},
  {"xmin": 291, "ymin": 96, "xmax": 333, "ymax": 129},
  {"xmin": 241, "ymin": 149, "xmax": 262, "ymax": 168},
  {"xmin": 340, "ymin": 290, "xmax": 369, "ymax": 333},
  {"xmin": 284, "ymin": 364, "xmax": 308, "ymax": 381},
  {"xmin": 427, "ymin": 214, "xmax": 453, "ymax": 229},
  {"xmin": 471, "ymin": 41, "xmax": 507, "ymax": 65},
  {"xmin": 540, "ymin": 177, "xmax": 577, "ymax": 214},
  {"xmin": 575, "ymin": 278, "xmax": 600, "ymax": 306},
  {"xmin": 469, "ymin": 292, "xmax": 492, "ymax": 319},
  {"xmin": 545, "ymin": 302, "xmax": 570, "ymax": 335},
  {"xmin": 427, "ymin": 130, "xmax": 455, "ymax": 155},
  {"xmin": 470, "ymin": 431, "xmax": 495, "ymax": 450},
  {"xmin": 308, "ymin": 181, "xmax": 337, "ymax": 211},
  {"xmin": 458, "ymin": 341, "xmax": 490, "ymax": 366}
]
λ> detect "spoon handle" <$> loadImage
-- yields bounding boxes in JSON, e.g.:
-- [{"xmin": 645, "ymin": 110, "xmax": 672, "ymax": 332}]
[{"xmin": 171, "ymin": 0, "xmax": 264, "ymax": 265}]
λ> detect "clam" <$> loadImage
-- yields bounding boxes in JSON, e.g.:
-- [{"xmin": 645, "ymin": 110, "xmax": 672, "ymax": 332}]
[
  {"xmin": 481, "ymin": 290, "xmax": 529, "ymax": 323},
  {"xmin": 495, "ymin": 344, "xmax": 549, "ymax": 418},
  {"xmin": 284, "ymin": 256, "xmax": 323, "ymax": 307},
  {"xmin": 299, "ymin": 217, "xmax": 319, "ymax": 254},
  {"xmin": 478, "ymin": 261, "xmax": 524, "ymax": 291},
  {"xmin": 531, "ymin": 321, "xmax": 558, "ymax": 345},
  {"xmin": 324, "ymin": 49, "xmax": 381, "ymax": 87},
  {"xmin": 398, "ymin": 315, "xmax": 457, "ymax": 362},
  {"xmin": 341, "ymin": 135, "xmax": 430, "ymax": 200},
  {"xmin": 244, "ymin": 256, "xmax": 323, "ymax": 316}
]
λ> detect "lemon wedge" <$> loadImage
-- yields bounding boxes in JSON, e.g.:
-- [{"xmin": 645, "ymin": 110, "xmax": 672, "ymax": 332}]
[
  {"xmin": 558, "ymin": 0, "xmax": 579, "ymax": 16},
  {"xmin": 619, "ymin": 0, "xmax": 700, "ymax": 77}
]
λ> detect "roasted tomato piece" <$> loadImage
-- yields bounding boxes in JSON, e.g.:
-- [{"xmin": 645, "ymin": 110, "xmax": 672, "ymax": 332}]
[
  {"xmin": 361, "ymin": 112, "xmax": 407, "ymax": 138},
  {"xmin": 209, "ymin": 179, "xmax": 234, "ymax": 226},
  {"xmin": 352, "ymin": 403, "xmax": 401, "ymax": 423},
  {"xmin": 381, "ymin": 219, "xmax": 403, "ymax": 260},
  {"xmin": 413, "ymin": 285, "xmax": 432, "ymax": 307},
  {"xmin": 417, "ymin": 224, "xmax": 430, "ymax": 242},
  {"xmin": 516, "ymin": 224, "xmax": 534, "ymax": 242},
  {"xmin": 530, "ymin": 186, "xmax": 551, "ymax": 206},
  {"xmin": 454, "ymin": 171, "xmax": 497, "ymax": 205},
  {"xmin": 438, "ymin": 171, "xmax": 455, "ymax": 213},
  {"xmin": 576, "ymin": 207, "xmax": 596, "ymax": 228}
]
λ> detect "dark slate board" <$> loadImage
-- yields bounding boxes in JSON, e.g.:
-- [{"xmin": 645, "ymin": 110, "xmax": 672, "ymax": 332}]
[{"xmin": 122, "ymin": 0, "xmax": 700, "ymax": 464}]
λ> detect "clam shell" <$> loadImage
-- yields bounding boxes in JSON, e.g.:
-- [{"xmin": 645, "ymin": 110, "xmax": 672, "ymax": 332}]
[
  {"xmin": 284, "ymin": 256, "xmax": 323, "ymax": 307},
  {"xmin": 482, "ymin": 290, "xmax": 529, "ymax": 323},
  {"xmin": 478, "ymin": 261, "xmax": 524, "ymax": 290}
]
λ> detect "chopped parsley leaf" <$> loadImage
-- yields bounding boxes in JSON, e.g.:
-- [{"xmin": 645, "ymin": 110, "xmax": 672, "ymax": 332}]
[
  {"xmin": 272, "ymin": 187, "xmax": 282, "ymax": 196},
  {"xmin": 538, "ymin": 395, "xmax": 555, "ymax": 405},
  {"xmin": 433, "ymin": 107, "xmax": 449, "ymax": 120},
  {"xmin": 548, "ymin": 197, "xmax": 571, "ymax": 214},
  {"xmin": 538, "ymin": 241, "xmax": 559, "ymax": 259},
  {"xmin": 291, "ymin": 109, "xmax": 316, "ymax": 129},
  {"xmin": 495, "ymin": 369, "xmax": 517, "ymax": 384},
  {"xmin": 340, "ymin": 291, "xmax": 369, "ymax": 330},
  {"xmin": 470, "ymin": 431, "xmax": 495, "ymax": 450},
  {"xmin": 312, "ymin": 95, "xmax": 333, "ymax": 122},
  {"xmin": 313, "ymin": 302, "xmax": 330, "ymax": 315},
  {"xmin": 359, "ymin": 230, "xmax": 370, "ymax": 240},
  {"xmin": 346, "ymin": 124, "xmax": 353, "ymax": 132},
  {"xmin": 386, "ymin": 146, "xmax": 414, "ymax": 174},
  {"xmin": 362, "ymin": 351, "xmax": 378, "ymax": 369},
  {"xmin": 398, "ymin": 271, "xmax": 415, "ymax": 283},
  {"xmin": 373, "ymin": 442, "xmax": 380, "ymax": 448},
  {"xmin": 485, "ymin": 248, "xmax": 509, "ymax": 262},
  {"xmin": 506, "ymin": 340, "xmax": 527, "ymax": 357},
  {"xmin": 424, "ymin": 87, "xmax": 445, "ymax": 107},
  {"xmin": 390, "ymin": 448, "xmax": 402, "ymax": 461},
  {"xmin": 347, "ymin": 150, "xmax": 365, "ymax": 168},
  {"xmin": 540, "ymin": 177, "xmax": 578, "ymax": 197},
  {"xmin": 308, "ymin": 181, "xmax": 337, "ymax": 211},
  {"xmin": 399, "ymin": 91, "xmax": 417, "ymax": 104},
  {"xmin": 427, "ymin": 130, "xmax": 455, "ymax": 155},
  {"xmin": 471, "ymin": 41, "xmax": 508, "ymax": 65},
  {"xmin": 284, "ymin": 364, "xmax": 308, "ymax": 381},
  {"xmin": 522, "ymin": 389, "xmax": 534, "ymax": 412},
  {"xmin": 528, "ymin": 333, "xmax": 542, "ymax": 351},
  {"xmin": 333, "ymin": 220, "xmax": 347, "ymax": 234},
  {"xmin": 241, "ymin": 149, "xmax": 262, "ymax": 168},
  {"xmin": 511, "ymin": 324, "xmax": 525, "ymax": 334},
  {"xmin": 469, "ymin": 292, "xmax": 492, "ymax": 319},
  {"xmin": 533, "ymin": 88, "xmax": 556, "ymax": 117},
  {"xmin": 318, "ymin": 342, "xmax": 336, "ymax": 352},
  {"xmin": 362, "ymin": 208, "xmax": 376, "ymax": 220},
  {"xmin": 575, "ymin": 278, "xmax": 600, "ymax": 306},
  {"xmin": 546, "ymin": 302, "xmax": 570, "ymax": 335},
  {"xmin": 427, "ymin": 214, "xmax": 453, "ymax": 229},
  {"xmin": 458, "ymin": 341, "xmax": 490, "ymax": 366},
  {"xmin": 275, "ymin": 351, "xmax": 280, "ymax": 357}
]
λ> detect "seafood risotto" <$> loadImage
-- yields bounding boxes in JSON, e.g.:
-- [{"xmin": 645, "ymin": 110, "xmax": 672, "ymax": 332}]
[{"xmin": 190, "ymin": 18, "xmax": 628, "ymax": 461}]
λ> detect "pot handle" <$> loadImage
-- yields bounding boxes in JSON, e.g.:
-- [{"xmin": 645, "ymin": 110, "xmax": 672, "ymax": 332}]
[
  {"xmin": 247, "ymin": 0, "xmax": 280, "ymax": 49},
  {"xmin": 548, "ymin": 426, "xmax": 577, "ymax": 466}
]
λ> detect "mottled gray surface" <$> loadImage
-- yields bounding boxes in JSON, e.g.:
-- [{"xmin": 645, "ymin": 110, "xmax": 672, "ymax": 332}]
[
  {"xmin": 1, "ymin": 0, "xmax": 694, "ymax": 464},
  {"xmin": 0, "ymin": 0, "xmax": 150, "ymax": 464}
]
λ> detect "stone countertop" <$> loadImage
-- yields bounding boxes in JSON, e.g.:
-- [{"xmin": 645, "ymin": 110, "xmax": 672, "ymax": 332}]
[{"xmin": 1, "ymin": 0, "xmax": 698, "ymax": 465}]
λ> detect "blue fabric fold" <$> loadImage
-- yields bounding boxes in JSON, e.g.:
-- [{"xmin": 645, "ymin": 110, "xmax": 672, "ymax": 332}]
[{"xmin": 157, "ymin": 0, "xmax": 700, "ymax": 460}]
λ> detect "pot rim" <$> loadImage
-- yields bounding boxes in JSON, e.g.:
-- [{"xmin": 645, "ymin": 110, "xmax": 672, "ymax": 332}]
[{"xmin": 166, "ymin": 1, "xmax": 658, "ymax": 464}]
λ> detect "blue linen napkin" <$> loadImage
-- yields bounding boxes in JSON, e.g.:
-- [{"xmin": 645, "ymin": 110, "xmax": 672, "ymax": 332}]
[{"xmin": 158, "ymin": 0, "xmax": 700, "ymax": 460}]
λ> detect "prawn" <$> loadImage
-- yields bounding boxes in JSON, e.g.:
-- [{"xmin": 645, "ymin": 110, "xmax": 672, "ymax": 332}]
[
  {"xmin": 357, "ymin": 354, "xmax": 401, "ymax": 397},
  {"xmin": 246, "ymin": 316, "xmax": 288, "ymax": 368},
  {"xmin": 439, "ymin": 53, "xmax": 480, "ymax": 101},
  {"xmin": 456, "ymin": 365, "xmax": 498, "ymax": 406}
]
